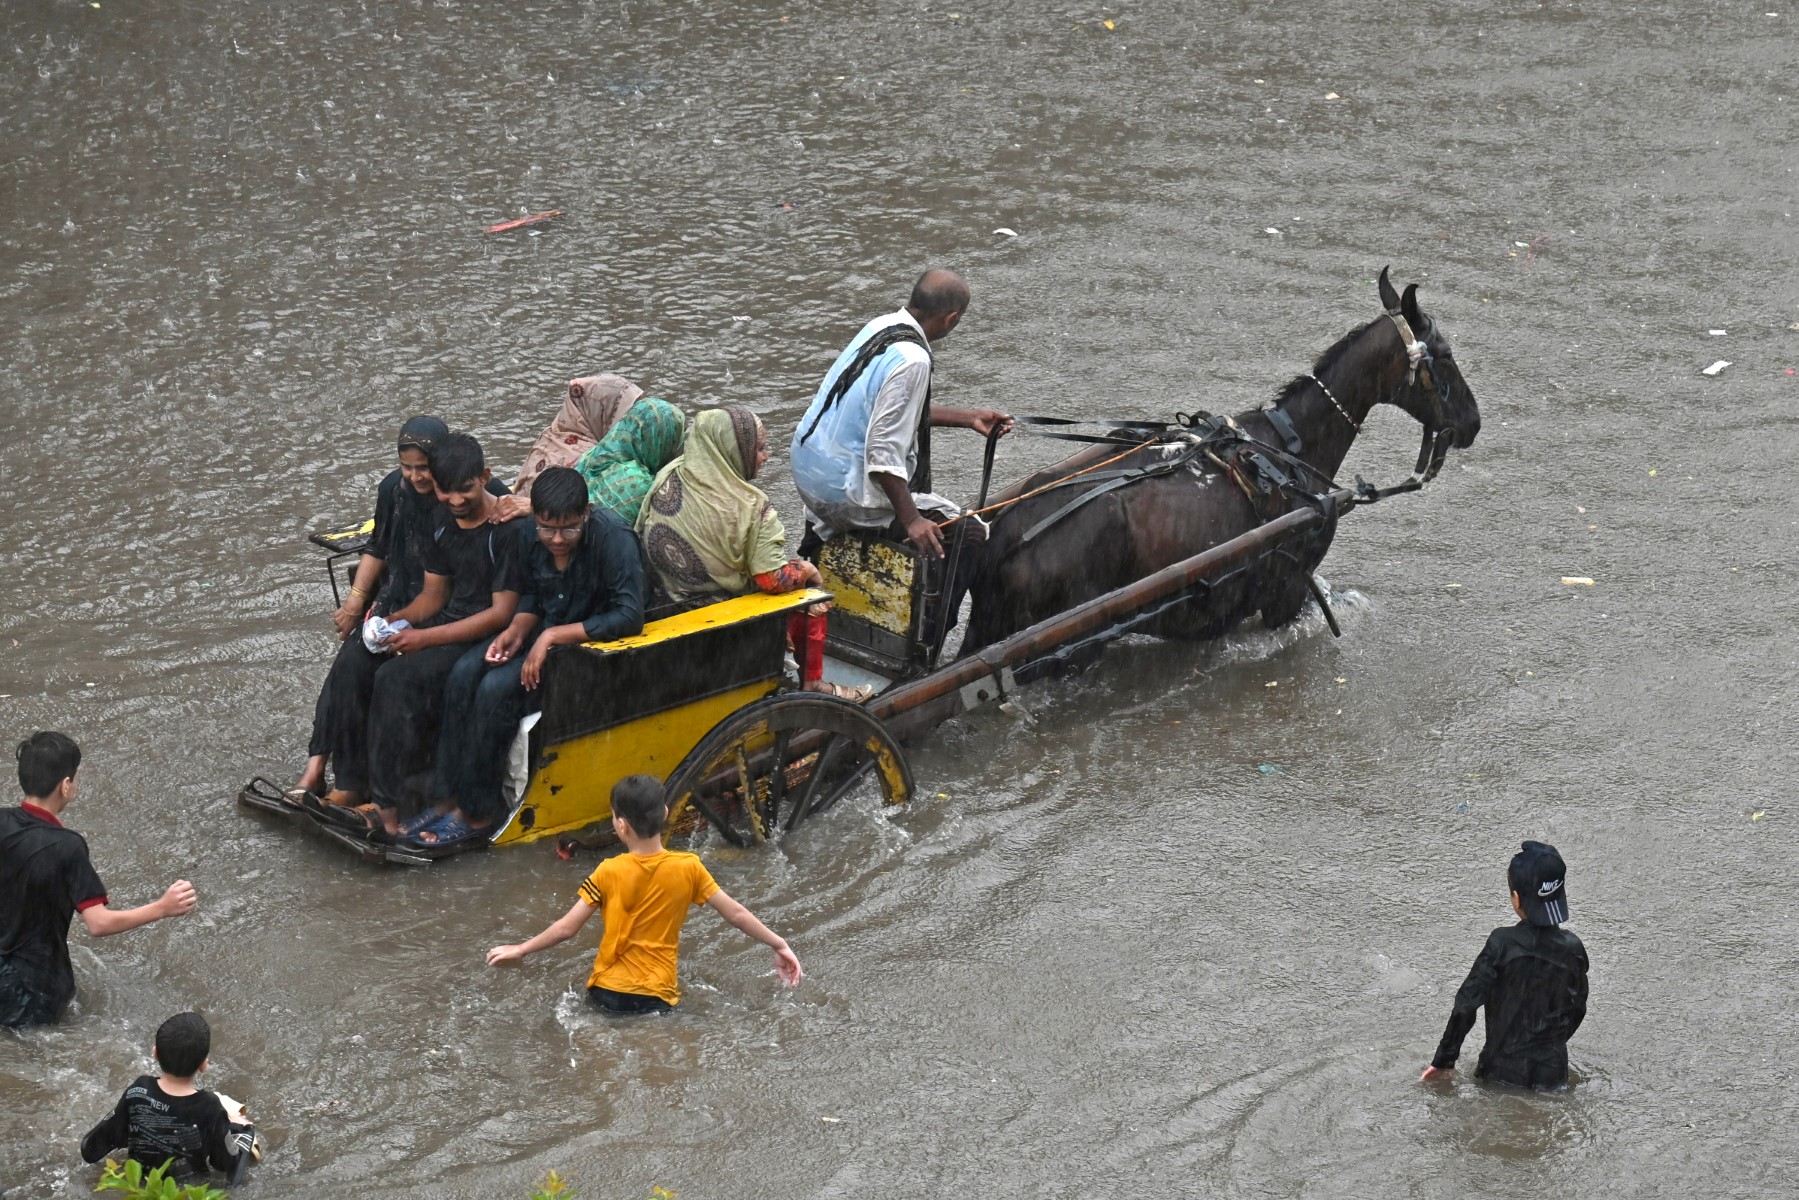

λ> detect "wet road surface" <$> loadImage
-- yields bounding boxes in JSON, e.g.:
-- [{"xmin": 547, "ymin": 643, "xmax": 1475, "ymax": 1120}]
[{"xmin": 2, "ymin": 0, "xmax": 1796, "ymax": 1195}]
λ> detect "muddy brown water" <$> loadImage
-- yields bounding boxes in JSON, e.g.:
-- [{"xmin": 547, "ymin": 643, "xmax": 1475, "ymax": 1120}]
[{"xmin": 3, "ymin": 1, "xmax": 1796, "ymax": 1195}]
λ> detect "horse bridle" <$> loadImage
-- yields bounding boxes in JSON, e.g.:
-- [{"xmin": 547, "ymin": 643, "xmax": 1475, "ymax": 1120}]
[{"xmin": 1381, "ymin": 303, "xmax": 1455, "ymax": 486}]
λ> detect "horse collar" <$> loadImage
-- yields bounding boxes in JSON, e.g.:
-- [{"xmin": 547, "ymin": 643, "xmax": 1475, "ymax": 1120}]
[{"xmin": 1305, "ymin": 373, "xmax": 1360, "ymax": 433}]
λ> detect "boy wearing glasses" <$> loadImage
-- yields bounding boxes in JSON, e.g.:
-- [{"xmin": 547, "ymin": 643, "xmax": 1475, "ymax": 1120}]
[{"xmin": 410, "ymin": 466, "xmax": 645, "ymax": 848}]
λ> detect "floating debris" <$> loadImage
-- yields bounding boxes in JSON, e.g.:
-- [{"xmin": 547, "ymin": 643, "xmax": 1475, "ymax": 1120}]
[
  {"xmin": 993, "ymin": 227, "xmax": 1019, "ymax": 238},
  {"xmin": 1560, "ymin": 576, "xmax": 1596, "ymax": 586},
  {"xmin": 1701, "ymin": 360, "xmax": 1731, "ymax": 376},
  {"xmin": 485, "ymin": 209, "xmax": 562, "ymax": 234}
]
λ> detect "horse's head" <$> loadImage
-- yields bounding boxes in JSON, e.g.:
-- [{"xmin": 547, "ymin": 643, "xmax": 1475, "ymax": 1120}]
[{"xmin": 1376, "ymin": 268, "xmax": 1480, "ymax": 472}]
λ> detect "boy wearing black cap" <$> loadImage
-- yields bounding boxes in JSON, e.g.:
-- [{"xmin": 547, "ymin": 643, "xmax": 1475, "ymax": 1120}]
[{"xmin": 1421, "ymin": 840, "xmax": 1589, "ymax": 1088}]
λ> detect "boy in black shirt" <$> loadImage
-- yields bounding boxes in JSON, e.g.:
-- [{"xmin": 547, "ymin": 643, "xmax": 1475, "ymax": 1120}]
[
  {"xmin": 1, "ymin": 733, "xmax": 196, "ymax": 1027},
  {"xmin": 1422, "ymin": 840, "xmax": 1589, "ymax": 1088},
  {"xmin": 325, "ymin": 432, "xmax": 524, "ymax": 839},
  {"xmin": 413, "ymin": 467, "xmax": 646, "ymax": 847},
  {"xmin": 82, "ymin": 1011, "xmax": 256, "ymax": 1184}
]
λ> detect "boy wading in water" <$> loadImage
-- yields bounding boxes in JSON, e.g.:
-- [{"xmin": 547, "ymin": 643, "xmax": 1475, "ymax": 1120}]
[
  {"xmin": 1421, "ymin": 840, "xmax": 1589, "ymax": 1088},
  {"xmin": 486, "ymin": 775, "xmax": 802, "ymax": 1013},
  {"xmin": 1, "ymin": 733, "xmax": 196, "ymax": 1027},
  {"xmin": 81, "ymin": 1011, "xmax": 258, "ymax": 1184}
]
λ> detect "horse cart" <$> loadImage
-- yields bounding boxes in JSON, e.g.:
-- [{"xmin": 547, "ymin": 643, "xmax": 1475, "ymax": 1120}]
[
  {"xmin": 240, "ymin": 480, "xmax": 1355, "ymax": 865},
  {"xmin": 240, "ymin": 272, "xmax": 1478, "ymax": 865}
]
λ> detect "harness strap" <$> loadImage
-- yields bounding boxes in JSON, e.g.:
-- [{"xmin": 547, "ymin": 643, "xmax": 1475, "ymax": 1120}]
[
  {"xmin": 1384, "ymin": 308, "xmax": 1429, "ymax": 381},
  {"xmin": 1264, "ymin": 407, "xmax": 1305, "ymax": 454},
  {"xmin": 1014, "ymin": 438, "xmax": 1209, "ymax": 542},
  {"xmin": 1020, "ymin": 475, "xmax": 1137, "ymax": 544}
]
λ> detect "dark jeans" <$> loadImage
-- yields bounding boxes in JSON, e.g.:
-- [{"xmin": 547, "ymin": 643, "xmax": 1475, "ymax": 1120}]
[
  {"xmin": 367, "ymin": 639, "xmax": 478, "ymax": 817},
  {"xmin": 434, "ymin": 642, "xmax": 542, "ymax": 827},
  {"xmin": 0, "ymin": 955, "xmax": 57, "ymax": 1028},
  {"xmin": 307, "ymin": 636, "xmax": 389, "ymax": 794},
  {"xmin": 587, "ymin": 985, "xmax": 672, "ymax": 1015}
]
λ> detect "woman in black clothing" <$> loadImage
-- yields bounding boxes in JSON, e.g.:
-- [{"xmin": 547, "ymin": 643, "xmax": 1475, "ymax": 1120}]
[
  {"xmin": 314, "ymin": 433, "xmax": 525, "ymax": 838},
  {"xmin": 290, "ymin": 416, "xmax": 449, "ymax": 805},
  {"xmin": 294, "ymin": 419, "xmax": 513, "ymax": 807}
]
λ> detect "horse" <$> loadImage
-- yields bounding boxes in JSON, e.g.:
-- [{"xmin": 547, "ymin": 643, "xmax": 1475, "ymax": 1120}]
[{"xmin": 961, "ymin": 269, "xmax": 1481, "ymax": 655}]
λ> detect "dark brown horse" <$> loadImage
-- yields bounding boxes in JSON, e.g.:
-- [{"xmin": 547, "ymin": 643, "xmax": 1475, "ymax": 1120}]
[{"xmin": 962, "ymin": 270, "xmax": 1481, "ymax": 654}]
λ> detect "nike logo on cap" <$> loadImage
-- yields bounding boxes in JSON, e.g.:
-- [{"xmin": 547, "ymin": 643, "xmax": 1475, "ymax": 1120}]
[{"xmin": 1537, "ymin": 879, "xmax": 1563, "ymax": 897}]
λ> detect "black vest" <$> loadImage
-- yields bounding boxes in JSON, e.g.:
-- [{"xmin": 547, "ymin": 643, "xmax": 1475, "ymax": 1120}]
[{"xmin": 799, "ymin": 323, "xmax": 934, "ymax": 492}]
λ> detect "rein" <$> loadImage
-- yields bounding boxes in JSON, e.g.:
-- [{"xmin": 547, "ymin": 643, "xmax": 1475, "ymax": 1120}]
[
  {"xmin": 947, "ymin": 293, "xmax": 1462, "ymax": 526},
  {"xmin": 936, "ymin": 438, "xmax": 1162, "ymax": 526}
]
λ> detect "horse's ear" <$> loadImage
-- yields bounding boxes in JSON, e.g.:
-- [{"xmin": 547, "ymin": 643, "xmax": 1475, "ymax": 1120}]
[
  {"xmin": 1400, "ymin": 283, "xmax": 1423, "ymax": 326},
  {"xmin": 1378, "ymin": 267, "xmax": 1400, "ymax": 313}
]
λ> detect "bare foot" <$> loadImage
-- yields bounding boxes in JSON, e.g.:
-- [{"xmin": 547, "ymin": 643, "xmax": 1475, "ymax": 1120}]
[
  {"xmin": 323, "ymin": 789, "xmax": 363, "ymax": 807},
  {"xmin": 294, "ymin": 756, "xmax": 327, "ymax": 794}
]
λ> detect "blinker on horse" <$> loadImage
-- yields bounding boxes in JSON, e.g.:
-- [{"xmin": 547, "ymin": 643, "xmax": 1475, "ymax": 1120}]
[{"xmin": 962, "ymin": 268, "xmax": 1481, "ymax": 655}]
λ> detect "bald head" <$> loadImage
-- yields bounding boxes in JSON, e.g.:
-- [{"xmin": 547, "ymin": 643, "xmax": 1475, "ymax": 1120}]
[{"xmin": 906, "ymin": 268, "xmax": 970, "ymax": 341}]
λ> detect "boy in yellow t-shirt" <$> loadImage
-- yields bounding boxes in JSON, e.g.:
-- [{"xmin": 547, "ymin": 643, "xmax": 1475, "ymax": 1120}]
[{"xmin": 485, "ymin": 775, "xmax": 803, "ymax": 1013}]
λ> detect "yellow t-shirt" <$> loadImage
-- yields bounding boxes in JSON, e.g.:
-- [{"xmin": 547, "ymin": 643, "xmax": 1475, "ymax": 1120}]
[{"xmin": 577, "ymin": 849, "xmax": 719, "ymax": 1004}]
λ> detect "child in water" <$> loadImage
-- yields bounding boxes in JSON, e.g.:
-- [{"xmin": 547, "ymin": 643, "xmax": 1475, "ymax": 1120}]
[
  {"xmin": 1421, "ymin": 840, "xmax": 1589, "ymax": 1088},
  {"xmin": 485, "ymin": 775, "xmax": 802, "ymax": 1012},
  {"xmin": 81, "ymin": 1011, "xmax": 258, "ymax": 1184}
]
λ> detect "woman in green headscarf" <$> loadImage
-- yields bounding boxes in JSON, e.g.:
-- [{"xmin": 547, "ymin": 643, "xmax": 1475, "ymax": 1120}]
[
  {"xmin": 637, "ymin": 405, "xmax": 822, "ymax": 607},
  {"xmin": 572, "ymin": 398, "xmax": 688, "ymax": 524}
]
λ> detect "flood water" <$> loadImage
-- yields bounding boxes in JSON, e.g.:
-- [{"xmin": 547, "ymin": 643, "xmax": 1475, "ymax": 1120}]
[{"xmin": 3, "ymin": 0, "xmax": 1796, "ymax": 1195}]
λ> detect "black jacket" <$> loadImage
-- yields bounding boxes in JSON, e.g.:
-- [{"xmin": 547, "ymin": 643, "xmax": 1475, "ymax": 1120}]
[{"xmin": 1432, "ymin": 921, "xmax": 1589, "ymax": 1087}]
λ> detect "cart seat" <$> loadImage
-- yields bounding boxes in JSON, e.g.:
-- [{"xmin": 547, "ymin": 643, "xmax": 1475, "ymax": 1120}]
[
  {"xmin": 815, "ymin": 533, "xmax": 937, "ymax": 680},
  {"xmin": 500, "ymin": 587, "xmax": 830, "ymax": 844}
]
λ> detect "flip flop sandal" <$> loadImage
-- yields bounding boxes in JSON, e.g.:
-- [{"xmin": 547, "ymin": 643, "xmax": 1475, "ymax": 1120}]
[
  {"xmin": 280, "ymin": 786, "xmax": 318, "ymax": 812},
  {"xmin": 403, "ymin": 810, "xmax": 487, "ymax": 851},
  {"xmin": 812, "ymin": 681, "xmax": 875, "ymax": 703},
  {"xmin": 312, "ymin": 800, "xmax": 390, "ymax": 840},
  {"xmin": 397, "ymin": 807, "xmax": 448, "ymax": 838}
]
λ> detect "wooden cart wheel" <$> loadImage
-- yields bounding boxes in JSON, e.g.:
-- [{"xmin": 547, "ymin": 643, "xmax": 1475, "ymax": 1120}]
[{"xmin": 663, "ymin": 693, "xmax": 913, "ymax": 848}]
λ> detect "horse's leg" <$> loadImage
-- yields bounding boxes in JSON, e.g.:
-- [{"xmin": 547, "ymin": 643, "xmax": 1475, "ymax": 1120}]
[{"xmin": 1257, "ymin": 525, "xmax": 1338, "ymax": 629}]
